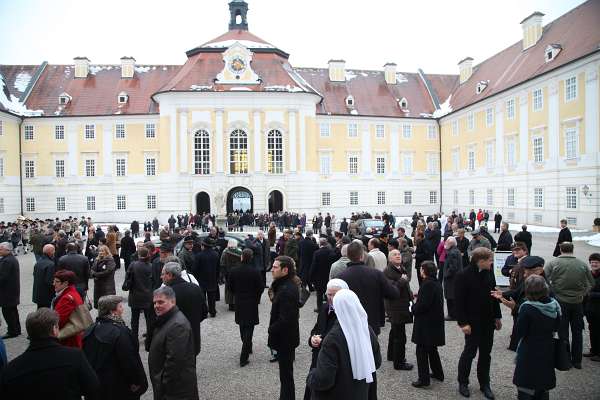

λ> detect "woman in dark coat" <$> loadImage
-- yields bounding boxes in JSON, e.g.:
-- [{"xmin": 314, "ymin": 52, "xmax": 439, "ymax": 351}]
[
  {"xmin": 91, "ymin": 245, "xmax": 116, "ymax": 309},
  {"xmin": 414, "ymin": 231, "xmax": 428, "ymax": 286},
  {"xmin": 383, "ymin": 253, "xmax": 414, "ymax": 370},
  {"xmin": 411, "ymin": 261, "xmax": 445, "ymax": 388},
  {"xmin": 221, "ymin": 240, "xmax": 242, "ymax": 311},
  {"xmin": 513, "ymin": 275, "xmax": 561, "ymax": 400},
  {"xmin": 83, "ymin": 295, "xmax": 148, "ymax": 400},
  {"xmin": 122, "ymin": 247, "xmax": 154, "ymax": 341},
  {"xmin": 227, "ymin": 249, "xmax": 264, "ymax": 366},
  {"xmin": 443, "ymin": 237, "xmax": 463, "ymax": 320}
]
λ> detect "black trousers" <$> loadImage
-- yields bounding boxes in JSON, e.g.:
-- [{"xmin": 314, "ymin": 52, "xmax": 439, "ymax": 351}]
[
  {"xmin": 587, "ymin": 314, "xmax": 600, "ymax": 355},
  {"xmin": 239, "ymin": 325, "xmax": 255, "ymax": 362},
  {"xmin": 1, "ymin": 306, "xmax": 21, "ymax": 335},
  {"xmin": 416, "ymin": 344, "xmax": 444, "ymax": 384},
  {"xmin": 446, "ymin": 299, "xmax": 456, "ymax": 319},
  {"xmin": 130, "ymin": 307, "xmax": 154, "ymax": 341},
  {"xmin": 558, "ymin": 301, "xmax": 584, "ymax": 364},
  {"xmin": 277, "ymin": 348, "xmax": 295, "ymax": 400},
  {"xmin": 387, "ymin": 323, "xmax": 407, "ymax": 365},
  {"xmin": 508, "ymin": 314, "xmax": 519, "ymax": 351},
  {"xmin": 457, "ymin": 324, "xmax": 494, "ymax": 386},
  {"xmin": 517, "ymin": 390, "xmax": 550, "ymax": 400},
  {"xmin": 437, "ymin": 261, "xmax": 445, "ymax": 283},
  {"xmin": 315, "ymin": 288, "xmax": 325, "ymax": 311},
  {"xmin": 207, "ymin": 290, "xmax": 218, "ymax": 316}
]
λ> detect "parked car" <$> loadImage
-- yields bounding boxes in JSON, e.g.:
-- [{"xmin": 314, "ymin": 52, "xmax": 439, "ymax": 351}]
[
  {"xmin": 174, "ymin": 231, "xmax": 248, "ymax": 255},
  {"xmin": 356, "ymin": 219, "xmax": 386, "ymax": 235}
]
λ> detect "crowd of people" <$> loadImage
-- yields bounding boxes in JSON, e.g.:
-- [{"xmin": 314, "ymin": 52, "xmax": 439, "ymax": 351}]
[{"xmin": 0, "ymin": 210, "xmax": 598, "ymax": 400}]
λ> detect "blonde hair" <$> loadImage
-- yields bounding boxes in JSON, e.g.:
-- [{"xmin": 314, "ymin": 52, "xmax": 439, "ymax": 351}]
[{"xmin": 98, "ymin": 245, "xmax": 111, "ymax": 258}]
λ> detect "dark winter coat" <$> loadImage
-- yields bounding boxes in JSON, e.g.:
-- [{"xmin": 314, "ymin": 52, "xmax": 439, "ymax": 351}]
[
  {"xmin": 58, "ymin": 251, "xmax": 90, "ymax": 291},
  {"xmin": 454, "ymin": 264, "xmax": 502, "ymax": 328},
  {"xmin": 284, "ymin": 237, "xmax": 300, "ymax": 266},
  {"xmin": 192, "ymin": 248, "xmax": 219, "ymax": 292},
  {"xmin": 307, "ymin": 322, "xmax": 381, "ymax": 400},
  {"xmin": 308, "ymin": 303, "xmax": 338, "ymax": 368},
  {"xmin": 91, "ymin": 256, "xmax": 116, "ymax": 309},
  {"xmin": 227, "ymin": 261, "xmax": 264, "ymax": 326},
  {"xmin": 120, "ymin": 235, "xmax": 136, "ymax": 262},
  {"xmin": 167, "ymin": 277, "xmax": 208, "ymax": 355},
  {"xmin": 443, "ymin": 246, "xmax": 463, "ymax": 300},
  {"xmin": 32, "ymin": 254, "xmax": 55, "ymax": 307},
  {"xmin": 0, "ymin": 338, "xmax": 99, "ymax": 399},
  {"xmin": 513, "ymin": 298, "xmax": 561, "ymax": 391},
  {"xmin": 0, "ymin": 254, "xmax": 20, "ymax": 307},
  {"xmin": 244, "ymin": 238, "xmax": 265, "ymax": 273},
  {"xmin": 310, "ymin": 246, "xmax": 337, "ymax": 291},
  {"xmin": 338, "ymin": 262, "xmax": 400, "ymax": 335},
  {"xmin": 553, "ymin": 227, "xmax": 572, "ymax": 257},
  {"xmin": 299, "ymin": 237, "xmax": 319, "ymax": 278},
  {"xmin": 221, "ymin": 247, "xmax": 242, "ymax": 305},
  {"xmin": 148, "ymin": 306, "xmax": 198, "ymax": 400},
  {"xmin": 151, "ymin": 258, "xmax": 164, "ymax": 290},
  {"xmin": 83, "ymin": 317, "xmax": 148, "ymax": 400},
  {"xmin": 496, "ymin": 230, "xmax": 514, "ymax": 251},
  {"xmin": 514, "ymin": 230, "xmax": 533, "ymax": 254},
  {"xmin": 411, "ymin": 277, "xmax": 445, "ymax": 347},
  {"xmin": 383, "ymin": 264, "xmax": 413, "ymax": 324},
  {"xmin": 124, "ymin": 260, "xmax": 154, "ymax": 309},
  {"xmin": 268, "ymin": 274, "xmax": 300, "ymax": 351},
  {"xmin": 178, "ymin": 247, "xmax": 195, "ymax": 272},
  {"xmin": 456, "ymin": 236, "xmax": 470, "ymax": 268},
  {"xmin": 584, "ymin": 272, "xmax": 600, "ymax": 318}
]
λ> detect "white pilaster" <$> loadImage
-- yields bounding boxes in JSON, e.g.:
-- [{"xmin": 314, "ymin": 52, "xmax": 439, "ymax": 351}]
[
  {"xmin": 103, "ymin": 124, "xmax": 112, "ymax": 176},
  {"xmin": 361, "ymin": 123, "xmax": 371, "ymax": 175},
  {"xmin": 253, "ymin": 110, "xmax": 262, "ymax": 173},
  {"xmin": 67, "ymin": 123, "xmax": 78, "ymax": 176},
  {"xmin": 299, "ymin": 111, "xmax": 306, "ymax": 171},
  {"xmin": 495, "ymin": 102, "xmax": 504, "ymax": 170},
  {"xmin": 390, "ymin": 124, "xmax": 399, "ymax": 174},
  {"xmin": 179, "ymin": 111, "xmax": 188, "ymax": 173},
  {"xmin": 288, "ymin": 110, "xmax": 297, "ymax": 172},
  {"xmin": 169, "ymin": 111, "xmax": 177, "ymax": 174},
  {"xmin": 585, "ymin": 66, "xmax": 599, "ymax": 157},
  {"xmin": 518, "ymin": 92, "xmax": 529, "ymax": 167},
  {"xmin": 548, "ymin": 80, "xmax": 560, "ymax": 160},
  {"xmin": 215, "ymin": 109, "xmax": 224, "ymax": 173}
]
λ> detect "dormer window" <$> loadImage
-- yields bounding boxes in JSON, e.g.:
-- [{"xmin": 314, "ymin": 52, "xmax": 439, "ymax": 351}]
[
  {"xmin": 345, "ymin": 95, "xmax": 355, "ymax": 107},
  {"xmin": 58, "ymin": 92, "xmax": 72, "ymax": 105},
  {"xmin": 399, "ymin": 98, "xmax": 408, "ymax": 110},
  {"xmin": 545, "ymin": 44, "xmax": 562, "ymax": 62},
  {"xmin": 117, "ymin": 92, "xmax": 128, "ymax": 104},
  {"xmin": 476, "ymin": 80, "xmax": 489, "ymax": 94}
]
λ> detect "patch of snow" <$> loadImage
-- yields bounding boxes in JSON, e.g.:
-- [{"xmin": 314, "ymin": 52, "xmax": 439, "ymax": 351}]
[
  {"xmin": 360, "ymin": 72, "xmax": 369, "ymax": 77},
  {"xmin": 202, "ymin": 39, "xmax": 274, "ymax": 49},
  {"xmin": 14, "ymin": 72, "xmax": 32, "ymax": 92},
  {"xmin": 396, "ymin": 72, "xmax": 408, "ymax": 83},
  {"xmin": 0, "ymin": 73, "xmax": 44, "ymax": 116},
  {"xmin": 432, "ymin": 94, "xmax": 452, "ymax": 118},
  {"xmin": 190, "ymin": 85, "xmax": 213, "ymax": 91},
  {"xmin": 162, "ymin": 67, "xmax": 167, "ymax": 71},
  {"xmin": 420, "ymin": 113, "xmax": 434, "ymax": 118},
  {"xmin": 572, "ymin": 233, "xmax": 600, "ymax": 247},
  {"xmin": 264, "ymin": 85, "xmax": 303, "ymax": 93},
  {"xmin": 229, "ymin": 86, "xmax": 253, "ymax": 91},
  {"xmin": 508, "ymin": 223, "xmax": 587, "ymax": 234},
  {"xmin": 89, "ymin": 65, "xmax": 108, "ymax": 75},
  {"xmin": 152, "ymin": 66, "xmax": 157, "ymax": 70},
  {"xmin": 350, "ymin": 109, "xmax": 358, "ymax": 115},
  {"xmin": 134, "ymin": 66, "xmax": 151, "ymax": 73},
  {"xmin": 345, "ymin": 71, "xmax": 357, "ymax": 81}
]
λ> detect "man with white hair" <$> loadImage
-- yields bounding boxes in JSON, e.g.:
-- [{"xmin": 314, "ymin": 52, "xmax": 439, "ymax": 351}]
[
  {"xmin": 368, "ymin": 238, "xmax": 387, "ymax": 272},
  {"xmin": 329, "ymin": 245, "xmax": 350, "ymax": 280},
  {"xmin": 0, "ymin": 242, "xmax": 21, "ymax": 339},
  {"xmin": 33, "ymin": 244, "xmax": 56, "ymax": 309}
]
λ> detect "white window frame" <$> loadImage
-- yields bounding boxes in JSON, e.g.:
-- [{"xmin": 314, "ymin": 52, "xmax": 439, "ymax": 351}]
[
  {"xmin": 145, "ymin": 123, "xmax": 156, "ymax": 139},
  {"xmin": 55, "ymin": 159, "xmax": 65, "ymax": 178},
  {"xmin": 375, "ymin": 124, "xmax": 385, "ymax": 138},
  {"xmin": 467, "ymin": 112, "xmax": 474, "ymax": 131},
  {"xmin": 24, "ymin": 160, "xmax": 35, "ymax": 179},
  {"xmin": 403, "ymin": 191, "xmax": 412, "ymax": 205},
  {"xmin": 566, "ymin": 187, "xmax": 577, "ymax": 209},
  {"xmin": 319, "ymin": 123, "xmax": 330, "ymax": 137},
  {"xmin": 402, "ymin": 124, "xmax": 412, "ymax": 139},
  {"xmin": 229, "ymin": 129, "xmax": 249, "ymax": 174},
  {"xmin": 0, "ymin": 156, "xmax": 4, "ymax": 178},
  {"xmin": 533, "ymin": 136, "xmax": 544, "ymax": 163},
  {"xmin": 485, "ymin": 142, "xmax": 494, "ymax": 169},
  {"xmin": 427, "ymin": 153, "xmax": 439, "ymax": 175},
  {"xmin": 506, "ymin": 98, "xmax": 515, "ymax": 120},
  {"xmin": 0, "ymin": 198, "xmax": 4, "ymax": 213},
  {"xmin": 194, "ymin": 129, "xmax": 211, "ymax": 175},
  {"xmin": 145, "ymin": 157, "xmax": 157, "ymax": 176},
  {"xmin": 427, "ymin": 125, "xmax": 437, "ymax": 140},
  {"xmin": 25, "ymin": 197, "xmax": 35, "ymax": 212},
  {"xmin": 55, "ymin": 125, "xmax": 65, "ymax": 140},
  {"xmin": 452, "ymin": 120, "xmax": 458, "ymax": 136},
  {"xmin": 469, "ymin": 189, "xmax": 475, "ymax": 205},
  {"xmin": 402, "ymin": 152, "xmax": 413, "ymax": 175},
  {"xmin": 0, "ymin": 120, "xmax": 3, "ymax": 136},
  {"xmin": 533, "ymin": 88, "xmax": 543, "ymax": 111},
  {"xmin": 347, "ymin": 123, "xmax": 358, "ymax": 138},
  {"xmin": 347, "ymin": 153, "xmax": 359, "ymax": 175},
  {"xmin": 147, "ymin": 194, "xmax": 157, "ymax": 210},
  {"xmin": 86, "ymin": 196, "xmax": 96, "ymax": 211},
  {"xmin": 507, "ymin": 188, "xmax": 515, "ymax": 207},
  {"xmin": 565, "ymin": 76, "xmax": 577, "ymax": 102},
  {"xmin": 534, "ymin": 187, "xmax": 544, "ymax": 208},
  {"xmin": 84, "ymin": 124, "xmax": 95, "ymax": 140},
  {"xmin": 114, "ymin": 122, "xmax": 126, "ymax": 139},
  {"xmin": 467, "ymin": 149, "xmax": 475, "ymax": 171},
  {"xmin": 565, "ymin": 126, "xmax": 578, "ymax": 159},
  {"xmin": 486, "ymin": 188, "xmax": 493, "ymax": 206},
  {"xmin": 349, "ymin": 191, "xmax": 359, "ymax": 206},
  {"xmin": 507, "ymin": 139, "xmax": 516, "ymax": 167},
  {"xmin": 375, "ymin": 155, "xmax": 386, "ymax": 175},
  {"xmin": 116, "ymin": 194, "xmax": 127, "ymax": 211},
  {"xmin": 453, "ymin": 190, "xmax": 459, "ymax": 205},
  {"xmin": 56, "ymin": 197, "xmax": 66, "ymax": 212},
  {"xmin": 24, "ymin": 125, "xmax": 34, "ymax": 140},
  {"xmin": 485, "ymin": 107, "xmax": 494, "ymax": 127},
  {"xmin": 429, "ymin": 190, "xmax": 438, "ymax": 205},
  {"xmin": 115, "ymin": 157, "xmax": 127, "ymax": 177},
  {"xmin": 319, "ymin": 153, "xmax": 331, "ymax": 176},
  {"xmin": 452, "ymin": 148, "xmax": 460, "ymax": 172},
  {"xmin": 267, "ymin": 129, "xmax": 284, "ymax": 174},
  {"xmin": 377, "ymin": 191, "xmax": 386, "ymax": 205},
  {"xmin": 321, "ymin": 192, "xmax": 331, "ymax": 206},
  {"xmin": 84, "ymin": 158, "xmax": 96, "ymax": 177}
]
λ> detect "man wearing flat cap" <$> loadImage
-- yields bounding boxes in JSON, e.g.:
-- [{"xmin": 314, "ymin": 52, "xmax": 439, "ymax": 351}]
[
  {"xmin": 467, "ymin": 229, "xmax": 491, "ymax": 260},
  {"xmin": 178, "ymin": 236, "xmax": 195, "ymax": 272},
  {"xmin": 151, "ymin": 243, "xmax": 173, "ymax": 290}
]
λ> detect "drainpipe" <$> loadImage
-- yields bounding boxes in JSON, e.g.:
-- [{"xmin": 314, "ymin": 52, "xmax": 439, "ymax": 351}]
[
  {"xmin": 18, "ymin": 118, "xmax": 23, "ymax": 216},
  {"xmin": 438, "ymin": 119, "xmax": 443, "ymax": 214}
]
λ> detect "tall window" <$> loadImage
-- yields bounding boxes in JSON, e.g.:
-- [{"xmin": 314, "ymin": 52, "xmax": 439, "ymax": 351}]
[
  {"xmin": 194, "ymin": 130, "xmax": 211, "ymax": 175},
  {"xmin": 485, "ymin": 107, "xmax": 494, "ymax": 127},
  {"xmin": 533, "ymin": 137, "xmax": 544, "ymax": 163},
  {"xmin": 534, "ymin": 188, "xmax": 544, "ymax": 208},
  {"xmin": 0, "ymin": 121, "xmax": 3, "ymax": 136},
  {"xmin": 376, "ymin": 124, "xmax": 385, "ymax": 138},
  {"xmin": 469, "ymin": 189, "xmax": 475, "ymax": 205},
  {"xmin": 507, "ymin": 188, "xmax": 515, "ymax": 207},
  {"xmin": 565, "ymin": 127, "xmax": 578, "ymax": 159},
  {"xmin": 145, "ymin": 158, "xmax": 156, "ymax": 176},
  {"xmin": 486, "ymin": 189, "xmax": 493, "ymax": 206},
  {"xmin": 267, "ymin": 129, "xmax": 283, "ymax": 174},
  {"xmin": 402, "ymin": 153, "xmax": 413, "ymax": 175},
  {"xmin": 115, "ymin": 123, "xmax": 126, "ymax": 139},
  {"xmin": 533, "ymin": 88, "xmax": 543, "ymax": 111},
  {"xmin": 468, "ymin": 149, "xmax": 475, "ymax": 171},
  {"xmin": 25, "ymin": 160, "xmax": 35, "ymax": 178},
  {"xmin": 452, "ymin": 149, "xmax": 460, "ymax": 172},
  {"xmin": 506, "ymin": 98, "xmax": 515, "ymax": 120},
  {"xmin": 0, "ymin": 198, "xmax": 4, "ymax": 213},
  {"xmin": 348, "ymin": 123, "xmax": 358, "ymax": 138},
  {"xmin": 452, "ymin": 120, "xmax": 458, "ymax": 136},
  {"xmin": 402, "ymin": 124, "xmax": 412, "ymax": 139},
  {"xmin": 319, "ymin": 123, "xmax": 330, "ymax": 137},
  {"xmin": 0, "ymin": 157, "xmax": 3, "ymax": 177},
  {"xmin": 24, "ymin": 125, "xmax": 34, "ymax": 140},
  {"xmin": 404, "ymin": 191, "xmax": 412, "ymax": 205},
  {"xmin": 56, "ymin": 197, "xmax": 66, "ymax": 212},
  {"xmin": 507, "ymin": 140, "xmax": 516, "ymax": 167},
  {"xmin": 115, "ymin": 158, "xmax": 126, "ymax": 177},
  {"xmin": 145, "ymin": 123, "xmax": 156, "ymax": 138},
  {"xmin": 565, "ymin": 76, "xmax": 577, "ymax": 102},
  {"xmin": 377, "ymin": 191, "xmax": 386, "ymax": 205},
  {"xmin": 427, "ymin": 153, "xmax": 439, "ymax": 175},
  {"xmin": 116, "ymin": 195, "xmax": 126, "ymax": 210},
  {"xmin": 467, "ymin": 112, "xmax": 474, "ymax": 130},
  {"xmin": 566, "ymin": 187, "xmax": 577, "ymax": 209},
  {"xmin": 55, "ymin": 159, "xmax": 65, "ymax": 178},
  {"xmin": 376, "ymin": 156, "xmax": 385, "ymax": 175},
  {"xmin": 429, "ymin": 191, "xmax": 438, "ymax": 204},
  {"xmin": 26, "ymin": 197, "xmax": 35, "ymax": 212},
  {"xmin": 86, "ymin": 196, "xmax": 96, "ymax": 211},
  {"xmin": 85, "ymin": 124, "xmax": 95, "ymax": 139},
  {"xmin": 321, "ymin": 192, "xmax": 331, "ymax": 206},
  {"xmin": 229, "ymin": 129, "xmax": 248, "ymax": 174},
  {"xmin": 147, "ymin": 194, "xmax": 157, "ymax": 210},
  {"xmin": 453, "ymin": 190, "xmax": 459, "ymax": 205},
  {"xmin": 485, "ymin": 142, "xmax": 494, "ymax": 168},
  {"xmin": 320, "ymin": 154, "xmax": 331, "ymax": 175},
  {"xmin": 348, "ymin": 154, "xmax": 359, "ymax": 174},
  {"xmin": 55, "ymin": 125, "xmax": 65, "ymax": 140},
  {"xmin": 85, "ymin": 159, "xmax": 95, "ymax": 177},
  {"xmin": 428, "ymin": 125, "xmax": 437, "ymax": 139},
  {"xmin": 349, "ymin": 191, "xmax": 359, "ymax": 206}
]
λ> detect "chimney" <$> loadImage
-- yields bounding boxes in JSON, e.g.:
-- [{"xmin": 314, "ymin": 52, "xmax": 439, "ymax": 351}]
[
  {"xmin": 328, "ymin": 59, "xmax": 346, "ymax": 82},
  {"xmin": 458, "ymin": 57, "xmax": 474, "ymax": 84},
  {"xmin": 384, "ymin": 63, "xmax": 397, "ymax": 85},
  {"xmin": 120, "ymin": 57, "xmax": 136, "ymax": 78},
  {"xmin": 73, "ymin": 57, "xmax": 90, "ymax": 78},
  {"xmin": 520, "ymin": 12, "xmax": 545, "ymax": 50}
]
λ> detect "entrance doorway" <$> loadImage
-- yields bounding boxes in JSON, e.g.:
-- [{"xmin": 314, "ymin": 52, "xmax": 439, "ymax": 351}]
[
  {"xmin": 268, "ymin": 190, "xmax": 284, "ymax": 213},
  {"xmin": 227, "ymin": 187, "xmax": 253, "ymax": 214},
  {"xmin": 196, "ymin": 192, "xmax": 211, "ymax": 214}
]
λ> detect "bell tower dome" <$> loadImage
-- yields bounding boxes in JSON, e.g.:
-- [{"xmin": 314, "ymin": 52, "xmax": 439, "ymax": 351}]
[{"xmin": 229, "ymin": 0, "xmax": 249, "ymax": 31}]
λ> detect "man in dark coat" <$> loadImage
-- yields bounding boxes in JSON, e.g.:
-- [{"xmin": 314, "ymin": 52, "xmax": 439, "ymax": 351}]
[
  {"xmin": 32, "ymin": 244, "xmax": 56, "ymax": 309},
  {"xmin": 256, "ymin": 230, "xmax": 271, "ymax": 286},
  {"xmin": 0, "ymin": 308, "xmax": 100, "ymax": 399},
  {"xmin": 268, "ymin": 256, "xmax": 300, "ymax": 400},
  {"xmin": 58, "ymin": 242, "xmax": 90, "ymax": 298},
  {"xmin": 244, "ymin": 235, "xmax": 265, "ymax": 275},
  {"xmin": 479, "ymin": 226, "xmax": 497, "ymax": 251},
  {"xmin": 553, "ymin": 219, "xmax": 572, "ymax": 257},
  {"xmin": 443, "ymin": 237, "xmax": 463, "ymax": 320},
  {"xmin": 584, "ymin": 253, "xmax": 600, "ymax": 361},
  {"xmin": 310, "ymin": 238, "xmax": 338, "ymax": 312},
  {"xmin": 148, "ymin": 286, "xmax": 199, "ymax": 400},
  {"xmin": 151, "ymin": 243, "xmax": 171, "ymax": 290},
  {"xmin": 162, "ymin": 262, "xmax": 207, "ymax": 356},
  {"xmin": 496, "ymin": 222, "xmax": 513, "ymax": 251},
  {"xmin": 227, "ymin": 249, "xmax": 264, "ymax": 366},
  {"xmin": 514, "ymin": 225, "xmax": 533, "ymax": 255},
  {"xmin": 130, "ymin": 220, "xmax": 140, "ymax": 238},
  {"xmin": 454, "ymin": 247, "xmax": 502, "ymax": 399},
  {"xmin": 299, "ymin": 230, "xmax": 318, "ymax": 284},
  {"xmin": 0, "ymin": 243, "xmax": 21, "ymax": 338},
  {"xmin": 192, "ymin": 238, "xmax": 220, "ymax": 317},
  {"xmin": 120, "ymin": 230, "xmax": 137, "ymax": 272},
  {"xmin": 493, "ymin": 212, "xmax": 502, "ymax": 233}
]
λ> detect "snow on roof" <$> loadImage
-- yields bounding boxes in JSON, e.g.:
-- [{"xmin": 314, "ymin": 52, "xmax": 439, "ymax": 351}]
[
  {"xmin": 396, "ymin": 72, "xmax": 408, "ymax": 83},
  {"xmin": 190, "ymin": 85, "xmax": 213, "ymax": 91},
  {"xmin": 286, "ymin": 65, "xmax": 322, "ymax": 97},
  {"xmin": 264, "ymin": 85, "xmax": 303, "ymax": 93},
  {"xmin": 432, "ymin": 94, "xmax": 452, "ymax": 118},
  {"xmin": 229, "ymin": 86, "xmax": 252, "ymax": 91},
  {"xmin": 14, "ymin": 72, "xmax": 32, "ymax": 93},
  {"xmin": 345, "ymin": 71, "xmax": 357, "ymax": 81},
  {"xmin": 202, "ymin": 39, "xmax": 274, "ymax": 49},
  {"xmin": 0, "ymin": 73, "xmax": 43, "ymax": 116},
  {"xmin": 134, "ymin": 66, "xmax": 151, "ymax": 73}
]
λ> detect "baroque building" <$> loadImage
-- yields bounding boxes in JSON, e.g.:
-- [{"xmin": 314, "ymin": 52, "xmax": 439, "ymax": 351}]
[{"xmin": 0, "ymin": 0, "xmax": 598, "ymax": 226}]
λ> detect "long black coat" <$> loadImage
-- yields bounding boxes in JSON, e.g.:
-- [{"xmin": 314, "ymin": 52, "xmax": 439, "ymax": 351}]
[
  {"xmin": 151, "ymin": 258, "xmax": 164, "ymax": 290},
  {"xmin": 584, "ymin": 273, "xmax": 600, "ymax": 318},
  {"xmin": 168, "ymin": 277, "xmax": 208, "ymax": 355},
  {"xmin": 383, "ymin": 264, "xmax": 413, "ymax": 324},
  {"xmin": 0, "ymin": 338, "xmax": 99, "ymax": 399},
  {"xmin": 338, "ymin": 262, "xmax": 400, "ymax": 335},
  {"xmin": 411, "ymin": 277, "xmax": 445, "ymax": 347},
  {"xmin": 32, "ymin": 254, "xmax": 55, "ymax": 307},
  {"xmin": 496, "ymin": 230, "xmax": 514, "ymax": 251},
  {"xmin": 513, "ymin": 298, "xmax": 560, "ymax": 391},
  {"xmin": 83, "ymin": 317, "xmax": 148, "ymax": 400},
  {"xmin": 58, "ymin": 251, "xmax": 90, "ymax": 291},
  {"xmin": 308, "ymin": 303, "xmax": 338, "ymax": 368},
  {"xmin": 0, "ymin": 254, "xmax": 20, "ymax": 307},
  {"xmin": 309, "ymin": 246, "xmax": 337, "ymax": 291},
  {"xmin": 91, "ymin": 256, "xmax": 116, "ymax": 309},
  {"xmin": 227, "ymin": 261, "xmax": 264, "ymax": 326},
  {"xmin": 307, "ymin": 322, "xmax": 382, "ymax": 400},
  {"xmin": 454, "ymin": 264, "xmax": 502, "ymax": 328},
  {"xmin": 268, "ymin": 274, "xmax": 300, "ymax": 351},
  {"xmin": 299, "ymin": 237, "xmax": 318, "ymax": 278},
  {"xmin": 192, "ymin": 248, "xmax": 219, "ymax": 292},
  {"xmin": 553, "ymin": 227, "xmax": 572, "ymax": 257},
  {"xmin": 443, "ymin": 247, "xmax": 463, "ymax": 300},
  {"xmin": 514, "ymin": 230, "xmax": 533, "ymax": 255},
  {"xmin": 125, "ymin": 260, "xmax": 154, "ymax": 309},
  {"xmin": 120, "ymin": 235, "xmax": 137, "ymax": 262}
]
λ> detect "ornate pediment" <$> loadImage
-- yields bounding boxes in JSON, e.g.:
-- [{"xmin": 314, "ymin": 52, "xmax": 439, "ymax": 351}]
[{"xmin": 216, "ymin": 42, "xmax": 261, "ymax": 85}]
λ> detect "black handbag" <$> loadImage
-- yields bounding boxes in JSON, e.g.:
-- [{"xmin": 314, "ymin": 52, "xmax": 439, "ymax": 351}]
[
  {"xmin": 298, "ymin": 286, "xmax": 311, "ymax": 308},
  {"xmin": 554, "ymin": 337, "xmax": 571, "ymax": 371}
]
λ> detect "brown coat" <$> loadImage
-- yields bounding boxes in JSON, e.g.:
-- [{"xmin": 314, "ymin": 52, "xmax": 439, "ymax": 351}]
[{"xmin": 106, "ymin": 232, "xmax": 118, "ymax": 256}]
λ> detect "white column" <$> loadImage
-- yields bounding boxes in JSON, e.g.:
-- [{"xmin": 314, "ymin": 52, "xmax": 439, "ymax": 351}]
[
  {"xmin": 179, "ymin": 111, "xmax": 188, "ymax": 173},
  {"xmin": 288, "ymin": 110, "xmax": 297, "ymax": 172},
  {"xmin": 67, "ymin": 123, "xmax": 78, "ymax": 176},
  {"xmin": 103, "ymin": 124, "xmax": 112, "ymax": 176},
  {"xmin": 390, "ymin": 124, "xmax": 399, "ymax": 174},
  {"xmin": 585, "ymin": 66, "xmax": 599, "ymax": 157},
  {"xmin": 215, "ymin": 109, "xmax": 224, "ymax": 173},
  {"xmin": 495, "ymin": 102, "xmax": 504, "ymax": 171},
  {"xmin": 253, "ymin": 110, "xmax": 262, "ymax": 173},
  {"xmin": 548, "ymin": 80, "xmax": 560, "ymax": 160},
  {"xmin": 361, "ymin": 123, "xmax": 371, "ymax": 175},
  {"xmin": 169, "ymin": 111, "xmax": 177, "ymax": 174},
  {"xmin": 299, "ymin": 111, "xmax": 306, "ymax": 171},
  {"xmin": 518, "ymin": 92, "xmax": 529, "ymax": 168}
]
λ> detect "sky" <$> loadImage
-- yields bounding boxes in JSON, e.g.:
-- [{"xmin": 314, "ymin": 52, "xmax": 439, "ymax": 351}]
[{"xmin": 0, "ymin": 0, "xmax": 588, "ymax": 74}]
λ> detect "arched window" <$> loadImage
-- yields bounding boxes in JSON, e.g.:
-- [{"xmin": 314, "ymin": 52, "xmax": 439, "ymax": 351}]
[
  {"xmin": 229, "ymin": 129, "xmax": 248, "ymax": 174},
  {"xmin": 267, "ymin": 129, "xmax": 283, "ymax": 174},
  {"xmin": 194, "ymin": 130, "xmax": 210, "ymax": 175}
]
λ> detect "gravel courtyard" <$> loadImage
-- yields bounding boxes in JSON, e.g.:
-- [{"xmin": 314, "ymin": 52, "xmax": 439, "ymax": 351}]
[{"xmin": 3, "ymin": 229, "xmax": 600, "ymax": 399}]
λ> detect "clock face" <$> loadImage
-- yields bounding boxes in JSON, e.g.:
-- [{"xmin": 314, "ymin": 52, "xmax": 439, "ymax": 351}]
[{"xmin": 229, "ymin": 56, "xmax": 246, "ymax": 75}]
